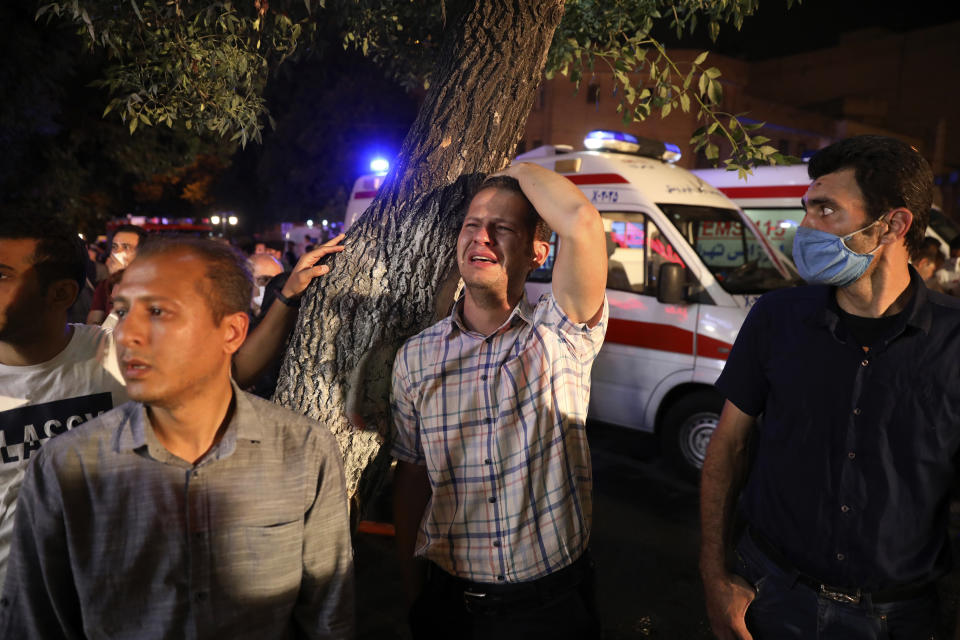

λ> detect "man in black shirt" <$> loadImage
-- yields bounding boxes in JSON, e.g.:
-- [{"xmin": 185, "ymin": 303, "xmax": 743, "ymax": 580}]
[{"xmin": 701, "ymin": 135, "xmax": 960, "ymax": 639}]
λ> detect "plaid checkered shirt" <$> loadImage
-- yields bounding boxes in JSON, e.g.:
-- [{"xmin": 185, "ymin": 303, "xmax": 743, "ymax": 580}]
[{"xmin": 391, "ymin": 293, "xmax": 608, "ymax": 583}]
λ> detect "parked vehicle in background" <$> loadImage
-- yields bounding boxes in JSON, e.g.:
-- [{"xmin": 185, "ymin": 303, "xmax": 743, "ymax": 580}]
[{"xmin": 346, "ymin": 131, "xmax": 800, "ymax": 480}]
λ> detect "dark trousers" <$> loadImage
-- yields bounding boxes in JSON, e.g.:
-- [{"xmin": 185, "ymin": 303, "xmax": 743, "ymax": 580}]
[
  {"xmin": 734, "ymin": 531, "xmax": 940, "ymax": 640},
  {"xmin": 408, "ymin": 553, "xmax": 602, "ymax": 640}
]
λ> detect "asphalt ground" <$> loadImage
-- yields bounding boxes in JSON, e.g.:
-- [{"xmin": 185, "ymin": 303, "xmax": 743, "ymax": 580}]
[{"xmin": 354, "ymin": 423, "xmax": 960, "ymax": 638}]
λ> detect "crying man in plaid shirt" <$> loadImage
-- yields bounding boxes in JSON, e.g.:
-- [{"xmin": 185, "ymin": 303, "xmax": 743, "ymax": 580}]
[{"xmin": 391, "ymin": 162, "xmax": 608, "ymax": 640}]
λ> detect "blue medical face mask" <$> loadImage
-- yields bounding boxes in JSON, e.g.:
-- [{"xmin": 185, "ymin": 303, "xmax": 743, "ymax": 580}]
[{"xmin": 792, "ymin": 218, "xmax": 885, "ymax": 287}]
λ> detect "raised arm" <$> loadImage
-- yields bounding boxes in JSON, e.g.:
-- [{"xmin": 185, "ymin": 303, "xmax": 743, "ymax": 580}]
[
  {"xmin": 700, "ymin": 400, "xmax": 757, "ymax": 640},
  {"xmin": 498, "ymin": 162, "xmax": 607, "ymax": 324},
  {"xmin": 233, "ymin": 235, "xmax": 344, "ymax": 387}
]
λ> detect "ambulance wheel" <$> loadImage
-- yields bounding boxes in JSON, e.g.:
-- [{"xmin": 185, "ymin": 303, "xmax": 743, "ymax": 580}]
[{"xmin": 661, "ymin": 390, "xmax": 723, "ymax": 482}]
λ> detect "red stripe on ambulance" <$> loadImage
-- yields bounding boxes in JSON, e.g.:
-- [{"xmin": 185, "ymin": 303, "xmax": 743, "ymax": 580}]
[
  {"xmin": 716, "ymin": 185, "xmax": 808, "ymax": 199},
  {"xmin": 605, "ymin": 318, "xmax": 731, "ymax": 360},
  {"xmin": 565, "ymin": 173, "xmax": 630, "ymax": 185}
]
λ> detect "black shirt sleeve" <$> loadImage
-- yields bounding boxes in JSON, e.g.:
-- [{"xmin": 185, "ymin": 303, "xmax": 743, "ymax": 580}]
[{"xmin": 715, "ymin": 297, "xmax": 769, "ymax": 417}]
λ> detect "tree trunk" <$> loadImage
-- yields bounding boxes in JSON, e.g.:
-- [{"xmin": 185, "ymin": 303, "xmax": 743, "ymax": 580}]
[{"xmin": 273, "ymin": 0, "xmax": 566, "ymax": 511}]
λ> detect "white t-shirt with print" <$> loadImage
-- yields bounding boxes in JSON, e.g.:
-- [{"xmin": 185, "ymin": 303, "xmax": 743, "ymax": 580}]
[{"xmin": 0, "ymin": 324, "xmax": 127, "ymax": 584}]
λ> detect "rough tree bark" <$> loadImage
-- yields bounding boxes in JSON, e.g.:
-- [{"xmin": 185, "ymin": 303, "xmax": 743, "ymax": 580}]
[{"xmin": 273, "ymin": 1, "xmax": 566, "ymax": 511}]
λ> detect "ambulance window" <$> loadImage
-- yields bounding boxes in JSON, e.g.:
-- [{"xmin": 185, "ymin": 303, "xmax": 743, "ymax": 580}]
[
  {"xmin": 646, "ymin": 223, "xmax": 686, "ymax": 293},
  {"xmin": 604, "ymin": 214, "xmax": 684, "ymax": 294}
]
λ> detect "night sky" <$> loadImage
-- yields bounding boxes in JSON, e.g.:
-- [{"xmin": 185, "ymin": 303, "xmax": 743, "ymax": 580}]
[{"xmin": 658, "ymin": 0, "xmax": 960, "ymax": 60}]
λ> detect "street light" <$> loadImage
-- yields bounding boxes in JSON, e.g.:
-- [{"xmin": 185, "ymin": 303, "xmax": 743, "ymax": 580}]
[{"xmin": 209, "ymin": 213, "xmax": 238, "ymax": 237}]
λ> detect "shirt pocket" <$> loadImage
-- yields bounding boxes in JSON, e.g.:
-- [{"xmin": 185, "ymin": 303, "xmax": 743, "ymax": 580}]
[{"xmin": 214, "ymin": 519, "xmax": 303, "ymax": 602}]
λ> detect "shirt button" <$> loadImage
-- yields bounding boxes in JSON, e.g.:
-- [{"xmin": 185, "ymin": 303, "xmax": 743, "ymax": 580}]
[
  {"xmin": 836, "ymin": 553, "xmax": 845, "ymax": 561},
  {"xmin": 841, "ymin": 505, "xmax": 850, "ymax": 513},
  {"xmin": 484, "ymin": 458, "xmax": 492, "ymax": 465},
  {"xmin": 196, "ymin": 592, "xmax": 208, "ymax": 602},
  {"xmin": 860, "ymin": 359, "xmax": 869, "ymax": 367},
  {"xmin": 493, "ymin": 540, "xmax": 501, "ymax": 547},
  {"xmin": 496, "ymin": 575, "xmax": 505, "ymax": 581},
  {"xmin": 488, "ymin": 497, "xmax": 496, "ymax": 503},
  {"xmin": 485, "ymin": 337, "xmax": 493, "ymax": 344},
  {"xmin": 852, "ymin": 408, "xmax": 861, "ymax": 416},
  {"xmin": 848, "ymin": 452, "xmax": 856, "ymax": 460},
  {"xmin": 480, "ymin": 374, "xmax": 487, "ymax": 381}
]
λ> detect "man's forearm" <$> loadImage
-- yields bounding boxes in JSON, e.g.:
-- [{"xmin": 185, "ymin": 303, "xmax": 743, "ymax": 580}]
[
  {"xmin": 233, "ymin": 298, "xmax": 298, "ymax": 387},
  {"xmin": 393, "ymin": 461, "xmax": 431, "ymax": 605},
  {"xmin": 700, "ymin": 437, "xmax": 748, "ymax": 582},
  {"xmin": 700, "ymin": 403, "xmax": 754, "ymax": 581}
]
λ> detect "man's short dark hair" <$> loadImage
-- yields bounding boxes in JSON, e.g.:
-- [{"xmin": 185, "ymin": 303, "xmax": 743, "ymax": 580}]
[
  {"xmin": 0, "ymin": 213, "xmax": 87, "ymax": 291},
  {"xmin": 475, "ymin": 176, "xmax": 552, "ymax": 243},
  {"xmin": 134, "ymin": 237, "xmax": 253, "ymax": 324},
  {"xmin": 110, "ymin": 224, "xmax": 147, "ymax": 246},
  {"xmin": 808, "ymin": 135, "xmax": 933, "ymax": 255}
]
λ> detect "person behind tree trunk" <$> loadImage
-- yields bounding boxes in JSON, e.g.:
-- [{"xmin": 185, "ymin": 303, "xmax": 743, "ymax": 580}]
[
  {"xmin": 392, "ymin": 163, "xmax": 608, "ymax": 640},
  {"xmin": 701, "ymin": 135, "xmax": 960, "ymax": 639}
]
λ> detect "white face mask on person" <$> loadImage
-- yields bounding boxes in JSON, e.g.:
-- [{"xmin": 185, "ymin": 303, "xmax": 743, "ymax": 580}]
[
  {"xmin": 252, "ymin": 285, "xmax": 265, "ymax": 311},
  {"xmin": 792, "ymin": 218, "xmax": 886, "ymax": 287}
]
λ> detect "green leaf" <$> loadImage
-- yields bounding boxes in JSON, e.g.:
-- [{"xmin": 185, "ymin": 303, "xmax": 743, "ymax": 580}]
[
  {"xmin": 129, "ymin": 117, "xmax": 138, "ymax": 135},
  {"xmin": 679, "ymin": 93, "xmax": 690, "ymax": 112},
  {"xmin": 693, "ymin": 51, "xmax": 708, "ymax": 66},
  {"xmin": 704, "ymin": 67, "xmax": 721, "ymax": 79},
  {"xmin": 707, "ymin": 79, "xmax": 723, "ymax": 104},
  {"xmin": 662, "ymin": 102, "xmax": 672, "ymax": 118}
]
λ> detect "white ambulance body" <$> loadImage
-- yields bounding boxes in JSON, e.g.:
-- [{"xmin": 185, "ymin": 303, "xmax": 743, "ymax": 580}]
[
  {"xmin": 346, "ymin": 132, "xmax": 798, "ymax": 478},
  {"xmin": 692, "ymin": 164, "xmax": 959, "ymax": 258}
]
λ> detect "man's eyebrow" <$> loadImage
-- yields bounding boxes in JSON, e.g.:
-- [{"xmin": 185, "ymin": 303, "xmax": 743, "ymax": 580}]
[
  {"xmin": 110, "ymin": 293, "xmax": 177, "ymax": 305},
  {"xmin": 801, "ymin": 196, "xmax": 838, "ymax": 211},
  {"xmin": 0, "ymin": 263, "xmax": 14, "ymax": 271}
]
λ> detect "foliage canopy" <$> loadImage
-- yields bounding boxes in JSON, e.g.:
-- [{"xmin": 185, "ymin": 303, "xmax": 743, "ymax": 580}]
[{"xmin": 40, "ymin": 0, "xmax": 798, "ymax": 170}]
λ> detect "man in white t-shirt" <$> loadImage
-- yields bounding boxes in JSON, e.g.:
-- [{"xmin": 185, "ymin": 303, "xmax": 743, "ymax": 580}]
[{"xmin": 0, "ymin": 215, "xmax": 129, "ymax": 585}]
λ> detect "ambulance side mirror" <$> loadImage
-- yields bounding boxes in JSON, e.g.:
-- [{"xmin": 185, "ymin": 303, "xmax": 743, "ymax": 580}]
[{"xmin": 657, "ymin": 263, "xmax": 686, "ymax": 304}]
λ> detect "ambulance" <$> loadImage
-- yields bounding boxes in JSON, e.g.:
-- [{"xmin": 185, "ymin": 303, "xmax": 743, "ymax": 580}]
[
  {"xmin": 692, "ymin": 164, "xmax": 960, "ymax": 258},
  {"xmin": 346, "ymin": 131, "xmax": 799, "ymax": 479}
]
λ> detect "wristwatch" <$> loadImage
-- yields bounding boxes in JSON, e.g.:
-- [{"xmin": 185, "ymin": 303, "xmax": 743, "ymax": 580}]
[{"xmin": 274, "ymin": 290, "xmax": 301, "ymax": 309}]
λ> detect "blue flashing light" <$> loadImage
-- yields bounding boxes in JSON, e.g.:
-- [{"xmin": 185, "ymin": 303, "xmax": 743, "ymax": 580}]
[
  {"xmin": 584, "ymin": 130, "xmax": 639, "ymax": 149},
  {"xmin": 370, "ymin": 157, "xmax": 390, "ymax": 174},
  {"xmin": 662, "ymin": 142, "xmax": 682, "ymax": 163}
]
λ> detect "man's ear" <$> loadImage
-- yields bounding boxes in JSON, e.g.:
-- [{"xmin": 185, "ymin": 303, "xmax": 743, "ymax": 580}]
[
  {"xmin": 531, "ymin": 239, "xmax": 551, "ymax": 268},
  {"xmin": 881, "ymin": 208, "xmax": 913, "ymax": 245},
  {"xmin": 221, "ymin": 311, "xmax": 250, "ymax": 356},
  {"xmin": 47, "ymin": 279, "xmax": 80, "ymax": 311}
]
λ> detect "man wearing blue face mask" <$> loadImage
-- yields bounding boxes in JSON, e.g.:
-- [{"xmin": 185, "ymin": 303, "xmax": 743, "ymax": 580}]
[{"xmin": 700, "ymin": 135, "xmax": 960, "ymax": 639}]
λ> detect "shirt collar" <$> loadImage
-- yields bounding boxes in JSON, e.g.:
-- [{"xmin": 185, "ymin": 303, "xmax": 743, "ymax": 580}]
[
  {"xmin": 116, "ymin": 379, "xmax": 264, "ymax": 464},
  {"xmin": 448, "ymin": 294, "xmax": 534, "ymax": 338},
  {"xmin": 811, "ymin": 265, "xmax": 932, "ymax": 336}
]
